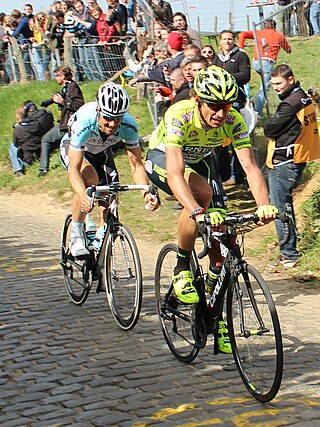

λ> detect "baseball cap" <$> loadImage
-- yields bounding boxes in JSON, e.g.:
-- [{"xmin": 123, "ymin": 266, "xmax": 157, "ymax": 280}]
[{"xmin": 168, "ymin": 31, "xmax": 184, "ymax": 50}]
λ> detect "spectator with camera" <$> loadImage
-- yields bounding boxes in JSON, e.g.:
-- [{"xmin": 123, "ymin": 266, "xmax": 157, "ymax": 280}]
[
  {"xmin": 9, "ymin": 100, "xmax": 54, "ymax": 177},
  {"xmin": 38, "ymin": 66, "xmax": 84, "ymax": 177}
]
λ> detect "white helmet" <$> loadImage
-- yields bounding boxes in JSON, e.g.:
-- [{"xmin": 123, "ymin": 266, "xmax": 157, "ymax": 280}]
[{"xmin": 96, "ymin": 83, "xmax": 129, "ymax": 118}]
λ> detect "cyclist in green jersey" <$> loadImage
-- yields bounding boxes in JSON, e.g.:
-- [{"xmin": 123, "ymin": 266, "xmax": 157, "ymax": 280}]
[{"xmin": 146, "ymin": 66, "xmax": 277, "ymax": 351}]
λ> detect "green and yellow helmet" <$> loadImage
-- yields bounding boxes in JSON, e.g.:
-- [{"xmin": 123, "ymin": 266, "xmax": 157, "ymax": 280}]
[{"xmin": 194, "ymin": 65, "xmax": 238, "ymax": 102}]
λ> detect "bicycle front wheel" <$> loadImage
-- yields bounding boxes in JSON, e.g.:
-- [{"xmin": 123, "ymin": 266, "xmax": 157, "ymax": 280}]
[
  {"xmin": 103, "ymin": 225, "xmax": 142, "ymax": 330},
  {"xmin": 60, "ymin": 214, "xmax": 92, "ymax": 305},
  {"xmin": 227, "ymin": 264, "xmax": 283, "ymax": 402},
  {"xmin": 155, "ymin": 243, "xmax": 199, "ymax": 363}
]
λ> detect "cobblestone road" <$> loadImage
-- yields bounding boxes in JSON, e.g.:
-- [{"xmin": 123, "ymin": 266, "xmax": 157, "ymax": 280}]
[{"xmin": 0, "ymin": 193, "xmax": 320, "ymax": 426}]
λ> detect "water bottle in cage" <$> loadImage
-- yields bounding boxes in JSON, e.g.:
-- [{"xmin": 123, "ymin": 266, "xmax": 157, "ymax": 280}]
[{"xmin": 92, "ymin": 226, "xmax": 104, "ymax": 252}]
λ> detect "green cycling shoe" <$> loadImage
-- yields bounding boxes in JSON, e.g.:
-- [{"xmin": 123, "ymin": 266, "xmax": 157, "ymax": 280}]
[
  {"xmin": 171, "ymin": 270, "xmax": 199, "ymax": 304},
  {"xmin": 217, "ymin": 321, "xmax": 232, "ymax": 354}
]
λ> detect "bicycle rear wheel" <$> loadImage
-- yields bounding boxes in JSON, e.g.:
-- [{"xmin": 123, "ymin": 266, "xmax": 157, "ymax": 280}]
[
  {"xmin": 227, "ymin": 264, "xmax": 283, "ymax": 402},
  {"xmin": 60, "ymin": 214, "xmax": 92, "ymax": 305},
  {"xmin": 155, "ymin": 243, "xmax": 199, "ymax": 363},
  {"xmin": 104, "ymin": 225, "xmax": 142, "ymax": 330}
]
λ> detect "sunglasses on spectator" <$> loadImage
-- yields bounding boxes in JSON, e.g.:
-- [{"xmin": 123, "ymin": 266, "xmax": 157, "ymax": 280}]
[
  {"xmin": 202, "ymin": 101, "xmax": 232, "ymax": 112},
  {"xmin": 202, "ymin": 50, "xmax": 213, "ymax": 54}
]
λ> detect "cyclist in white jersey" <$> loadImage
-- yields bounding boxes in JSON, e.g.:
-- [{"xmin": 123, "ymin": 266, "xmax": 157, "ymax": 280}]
[{"xmin": 60, "ymin": 83, "xmax": 158, "ymax": 257}]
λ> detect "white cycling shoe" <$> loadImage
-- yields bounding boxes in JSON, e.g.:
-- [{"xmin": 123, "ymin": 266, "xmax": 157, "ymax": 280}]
[{"xmin": 69, "ymin": 236, "xmax": 90, "ymax": 257}]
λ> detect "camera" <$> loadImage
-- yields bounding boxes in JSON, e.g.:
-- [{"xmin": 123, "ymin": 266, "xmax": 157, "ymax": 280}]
[{"xmin": 308, "ymin": 87, "xmax": 317, "ymax": 96}]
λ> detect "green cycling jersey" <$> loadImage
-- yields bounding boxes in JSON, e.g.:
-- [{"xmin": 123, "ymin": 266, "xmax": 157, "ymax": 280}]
[{"xmin": 149, "ymin": 99, "xmax": 251, "ymax": 163}]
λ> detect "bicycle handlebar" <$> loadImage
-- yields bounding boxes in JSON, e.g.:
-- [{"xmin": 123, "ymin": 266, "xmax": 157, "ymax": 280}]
[
  {"xmin": 86, "ymin": 184, "xmax": 158, "ymax": 199},
  {"xmin": 197, "ymin": 204, "xmax": 295, "ymax": 260}
]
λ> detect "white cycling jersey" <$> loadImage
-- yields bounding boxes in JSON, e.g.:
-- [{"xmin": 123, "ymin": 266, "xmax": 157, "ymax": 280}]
[{"xmin": 60, "ymin": 102, "xmax": 140, "ymax": 157}]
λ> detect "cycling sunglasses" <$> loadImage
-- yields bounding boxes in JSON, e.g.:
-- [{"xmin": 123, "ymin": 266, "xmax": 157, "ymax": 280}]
[
  {"xmin": 98, "ymin": 109, "xmax": 123, "ymax": 121},
  {"xmin": 202, "ymin": 101, "xmax": 233, "ymax": 112}
]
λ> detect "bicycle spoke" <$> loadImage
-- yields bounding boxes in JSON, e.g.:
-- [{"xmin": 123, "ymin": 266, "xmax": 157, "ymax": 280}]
[
  {"xmin": 60, "ymin": 214, "xmax": 92, "ymax": 305},
  {"xmin": 227, "ymin": 264, "xmax": 283, "ymax": 402},
  {"xmin": 155, "ymin": 243, "xmax": 199, "ymax": 363},
  {"xmin": 104, "ymin": 225, "xmax": 142, "ymax": 330}
]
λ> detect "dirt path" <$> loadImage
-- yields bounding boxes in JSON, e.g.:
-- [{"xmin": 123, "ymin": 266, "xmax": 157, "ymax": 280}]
[{"xmin": 0, "ymin": 191, "xmax": 164, "ymax": 270}]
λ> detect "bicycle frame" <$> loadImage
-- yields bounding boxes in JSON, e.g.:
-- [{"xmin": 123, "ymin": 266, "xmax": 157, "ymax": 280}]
[
  {"xmin": 87, "ymin": 183, "xmax": 156, "ymax": 281},
  {"xmin": 155, "ymin": 211, "xmax": 284, "ymax": 400},
  {"xmin": 91, "ymin": 193, "xmax": 118, "ymax": 281}
]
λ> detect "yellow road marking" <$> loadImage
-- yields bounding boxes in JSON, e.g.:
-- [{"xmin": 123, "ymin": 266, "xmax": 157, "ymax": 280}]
[{"xmin": 131, "ymin": 396, "xmax": 320, "ymax": 427}]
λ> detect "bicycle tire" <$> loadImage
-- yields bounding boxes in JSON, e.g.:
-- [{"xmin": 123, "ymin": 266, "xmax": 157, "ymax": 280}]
[
  {"xmin": 60, "ymin": 214, "xmax": 92, "ymax": 305},
  {"xmin": 155, "ymin": 243, "xmax": 199, "ymax": 363},
  {"xmin": 227, "ymin": 264, "xmax": 283, "ymax": 402},
  {"xmin": 103, "ymin": 224, "xmax": 142, "ymax": 330}
]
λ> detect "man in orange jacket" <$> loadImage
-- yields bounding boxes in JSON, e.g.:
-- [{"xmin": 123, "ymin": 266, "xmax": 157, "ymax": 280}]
[{"xmin": 238, "ymin": 18, "xmax": 291, "ymax": 117}]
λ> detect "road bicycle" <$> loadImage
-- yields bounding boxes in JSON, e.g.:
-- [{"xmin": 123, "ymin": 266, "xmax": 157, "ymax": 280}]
[
  {"xmin": 60, "ymin": 183, "xmax": 155, "ymax": 330},
  {"xmin": 155, "ymin": 211, "xmax": 288, "ymax": 402}
]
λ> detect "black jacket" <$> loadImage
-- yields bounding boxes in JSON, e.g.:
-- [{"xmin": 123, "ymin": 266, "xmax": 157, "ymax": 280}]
[
  {"xmin": 146, "ymin": 52, "xmax": 184, "ymax": 85},
  {"xmin": 264, "ymin": 83, "xmax": 312, "ymax": 163},
  {"xmin": 107, "ymin": 4, "xmax": 128, "ymax": 35},
  {"xmin": 157, "ymin": 81, "xmax": 190, "ymax": 119},
  {"xmin": 13, "ymin": 109, "xmax": 54, "ymax": 164},
  {"xmin": 59, "ymin": 80, "xmax": 84, "ymax": 132},
  {"xmin": 213, "ymin": 46, "xmax": 251, "ymax": 104}
]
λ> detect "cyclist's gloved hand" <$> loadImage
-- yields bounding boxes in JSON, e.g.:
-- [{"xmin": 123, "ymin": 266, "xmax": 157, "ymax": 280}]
[
  {"xmin": 255, "ymin": 205, "xmax": 278, "ymax": 220},
  {"xmin": 196, "ymin": 208, "xmax": 227, "ymax": 227}
]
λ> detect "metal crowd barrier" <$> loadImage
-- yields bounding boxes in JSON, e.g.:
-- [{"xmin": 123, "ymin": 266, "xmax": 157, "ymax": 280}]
[{"xmin": 3, "ymin": 35, "xmax": 137, "ymax": 84}]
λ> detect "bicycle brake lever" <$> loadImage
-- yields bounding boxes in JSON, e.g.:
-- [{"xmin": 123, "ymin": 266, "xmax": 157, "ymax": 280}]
[
  {"xmin": 86, "ymin": 185, "xmax": 96, "ymax": 198},
  {"xmin": 197, "ymin": 218, "xmax": 212, "ymax": 259},
  {"xmin": 145, "ymin": 185, "xmax": 161, "ymax": 210}
]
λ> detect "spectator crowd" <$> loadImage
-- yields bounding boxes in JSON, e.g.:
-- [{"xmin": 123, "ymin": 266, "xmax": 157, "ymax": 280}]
[{"xmin": 1, "ymin": 0, "xmax": 319, "ymax": 85}]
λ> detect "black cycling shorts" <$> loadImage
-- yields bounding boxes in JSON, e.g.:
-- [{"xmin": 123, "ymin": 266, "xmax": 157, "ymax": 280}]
[
  {"xmin": 84, "ymin": 148, "xmax": 119, "ymax": 185},
  {"xmin": 145, "ymin": 148, "xmax": 226, "ymax": 209},
  {"xmin": 60, "ymin": 147, "xmax": 119, "ymax": 185}
]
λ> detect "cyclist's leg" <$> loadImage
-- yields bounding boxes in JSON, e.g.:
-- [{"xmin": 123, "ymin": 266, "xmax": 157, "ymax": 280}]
[
  {"xmin": 145, "ymin": 148, "xmax": 173, "ymax": 195},
  {"xmin": 146, "ymin": 148, "xmax": 215, "ymax": 250},
  {"xmin": 191, "ymin": 153, "xmax": 226, "ymax": 266},
  {"xmin": 70, "ymin": 161, "xmax": 98, "ymax": 257},
  {"xmin": 192, "ymin": 155, "xmax": 231, "ymax": 353},
  {"xmin": 85, "ymin": 148, "xmax": 119, "ymax": 224},
  {"xmin": 61, "ymin": 145, "xmax": 99, "ymax": 256},
  {"xmin": 146, "ymin": 149, "xmax": 212, "ymax": 303}
]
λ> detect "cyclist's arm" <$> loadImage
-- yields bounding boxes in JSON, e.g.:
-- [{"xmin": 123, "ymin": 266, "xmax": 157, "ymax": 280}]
[
  {"xmin": 166, "ymin": 145, "xmax": 204, "ymax": 214},
  {"xmin": 235, "ymin": 147, "xmax": 270, "ymax": 207},
  {"xmin": 68, "ymin": 147, "xmax": 92, "ymax": 214},
  {"xmin": 126, "ymin": 146, "xmax": 159, "ymax": 211}
]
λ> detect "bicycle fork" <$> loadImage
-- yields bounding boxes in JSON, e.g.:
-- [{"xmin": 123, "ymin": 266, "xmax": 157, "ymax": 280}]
[{"xmin": 234, "ymin": 264, "xmax": 269, "ymax": 337}]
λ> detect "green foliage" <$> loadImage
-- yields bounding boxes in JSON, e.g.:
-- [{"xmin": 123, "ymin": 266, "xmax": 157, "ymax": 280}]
[{"xmin": 300, "ymin": 189, "xmax": 320, "ymax": 251}]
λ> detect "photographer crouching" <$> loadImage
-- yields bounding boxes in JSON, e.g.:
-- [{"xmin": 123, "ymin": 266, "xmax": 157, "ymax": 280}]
[
  {"xmin": 9, "ymin": 101, "xmax": 54, "ymax": 177},
  {"xmin": 38, "ymin": 66, "xmax": 84, "ymax": 177}
]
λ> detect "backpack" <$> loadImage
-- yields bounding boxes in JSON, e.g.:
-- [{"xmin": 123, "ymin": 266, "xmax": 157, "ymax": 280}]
[{"xmin": 30, "ymin": 109, "xmax": 55, "ymax": 137}]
